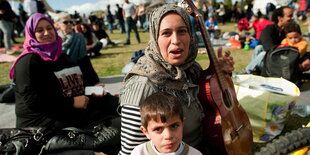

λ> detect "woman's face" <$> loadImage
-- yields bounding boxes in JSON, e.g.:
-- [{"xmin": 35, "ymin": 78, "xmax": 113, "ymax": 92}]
[
  {"xmin": 35, "ymin": 19, "xmax": 56, "ymax": 43},
  {"xmin": 157, "ymin": 13, "xmax": 190, "ymax": 66}
]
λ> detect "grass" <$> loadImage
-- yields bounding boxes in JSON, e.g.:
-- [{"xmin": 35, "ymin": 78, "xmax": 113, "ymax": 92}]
[{"xmin": 0, "ymin": 23, "xmax": 253, "ymax": 85}]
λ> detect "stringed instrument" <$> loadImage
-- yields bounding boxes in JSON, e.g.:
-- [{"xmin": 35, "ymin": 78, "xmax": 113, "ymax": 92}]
[{"xmin": 181, "ymin": 1, "xmax": 253, "ymax": 154}]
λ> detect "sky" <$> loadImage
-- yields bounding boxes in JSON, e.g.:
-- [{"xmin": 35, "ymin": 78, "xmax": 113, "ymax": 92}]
[
  {"xmin": 9, "ymin": 0, "xmax": 151, "ymax": 15},
  {"xmin": 9, "ymin": 0, "xmax": 244, "ymax": 16}
]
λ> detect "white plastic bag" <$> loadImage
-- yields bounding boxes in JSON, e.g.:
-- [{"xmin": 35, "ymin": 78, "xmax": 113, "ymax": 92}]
[{"xmin": 233, "ymin": 74, "xmax": 300, "ymax": 143}]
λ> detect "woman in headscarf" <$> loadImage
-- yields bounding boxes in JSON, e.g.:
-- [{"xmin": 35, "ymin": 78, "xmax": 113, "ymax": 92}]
[
  {"xmin": 10, "ymin": 13, "xmax": 120, "ymax": 131},
  {"xmin": 119, "ymin": 5, "xmax": 234, "ymax": 155}
]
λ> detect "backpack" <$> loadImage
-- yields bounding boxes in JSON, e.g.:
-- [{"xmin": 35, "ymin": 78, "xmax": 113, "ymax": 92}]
[{"xmin": 261, "ymin": 46, "xmax": 301, "ymax": 83}]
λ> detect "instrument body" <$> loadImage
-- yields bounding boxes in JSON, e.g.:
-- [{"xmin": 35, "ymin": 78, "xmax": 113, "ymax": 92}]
[{"xmin": 182, "ymin": 0, "xmax": 253, "ymax": 154}]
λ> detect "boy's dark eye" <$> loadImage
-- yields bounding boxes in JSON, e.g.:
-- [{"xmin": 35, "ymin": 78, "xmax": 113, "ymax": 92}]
[
  {"xmin": 171, "ymin": 124, "xmax": 179, "ymax": 129},
  {"xmin": 154, "ymin": 127, "xmax": 162, "ymax": 132}
]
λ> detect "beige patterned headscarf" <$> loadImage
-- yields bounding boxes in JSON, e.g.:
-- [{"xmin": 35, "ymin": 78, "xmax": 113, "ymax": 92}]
[{"xmin": 125, "ymin": 4, "xmax": 202, "ymax": 90}]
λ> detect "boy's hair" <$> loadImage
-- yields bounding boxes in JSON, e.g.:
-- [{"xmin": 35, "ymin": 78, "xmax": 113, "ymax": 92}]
[
  {"xmin": 284, "ymin": 22, "xmax": 302, "ymax": 35},
  {"xmin": 272, "ymin": 6, "xmax": 291, "ymax": 24},
  {"xmin": 140, "ymin": 92, "xmax": 184, "ymax": 128}
]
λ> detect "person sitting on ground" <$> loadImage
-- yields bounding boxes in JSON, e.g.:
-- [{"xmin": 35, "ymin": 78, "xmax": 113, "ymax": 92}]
[
  {"xmin": 204, "ymin": 16, "xmax": 219, "ymax": 41},
  {"xmin": 91, "ymin": 21, "xmax": 116, "ymax": 47},
  {"xmin": 119, "ymin": 4, "xmax": 234, "ymax": 155},
  {"xmin": 57, "ymin": 14, "xmax": 87, "ymax": 63},
  {"xmin": 248, "ymin": 11, "xmax": 273, "ymax": 40},
  {"xmin": 237, "ymin": 13, "xmax": 249, "ymax": 32},
  {"xmin": 278, "ymin": 22, "xmax": 310, "ymax": 71},
  {"xmin": 57, "ymin": 14, "xmax": 100, "ymax": 86},
  {"xmin": 76, "ymin": 23, "xmax": 103, "ymax": 57},
  {"xmin": 239, "ymin": 6, "xmax": 294, "ymax": 74},
  {"xmin": 10, "ymin": 13, "xmax": 120, "ymax": 132},
  {"xmin": 131, "ymin": 92, "xmax": 202, "ymax": 155}
]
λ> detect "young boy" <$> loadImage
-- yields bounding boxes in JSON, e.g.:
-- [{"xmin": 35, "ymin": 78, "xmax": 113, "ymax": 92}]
[
  {"xmin": 279, "ymin": 22, "xmax": 308, "ymax": 57},
  {"xmin": 278, "ymin": 22, "xmax": 310, "ymax": 71},
  {"xmin": 131, "ymin": 92, "xmax": 202, "ymax": 155}
]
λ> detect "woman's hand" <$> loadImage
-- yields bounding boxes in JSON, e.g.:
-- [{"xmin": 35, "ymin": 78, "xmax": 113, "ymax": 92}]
[
  {"xmin": 73, "ymin": 95, "xmax": 89, "ymax": 109},
  {"xmin": 91, "ymin": 83, "xmax": 108, "ymax": 97},
  {"xmin": 217, "ymin": 47, "xmax": 235, "ymax": 73}
]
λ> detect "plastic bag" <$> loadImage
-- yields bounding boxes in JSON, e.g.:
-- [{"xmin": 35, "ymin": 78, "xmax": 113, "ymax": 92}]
[
  {"xmin": 229, "ymin": 37, "xmax": 242, "ymax": 50},
  {"xmin": 233, "ymin": 74, "xmax": 300, "ymax": 143}
]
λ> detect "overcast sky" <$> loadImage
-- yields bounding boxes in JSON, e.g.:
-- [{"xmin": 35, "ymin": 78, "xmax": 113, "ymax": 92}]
[{"xmin": 9, "ymin": 0, "xmax": 244, "ymax": 16}]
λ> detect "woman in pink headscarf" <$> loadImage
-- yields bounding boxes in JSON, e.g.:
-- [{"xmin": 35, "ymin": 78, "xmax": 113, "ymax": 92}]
[{"xmin": 10, "ymin": 13, "xmax": 120, "ymax": 132}]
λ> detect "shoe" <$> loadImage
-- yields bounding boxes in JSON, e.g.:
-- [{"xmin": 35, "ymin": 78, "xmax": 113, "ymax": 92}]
[
  {"xmin": 94, "ymin": 52, "xmax": 101, "ymax": 57},
  {"xmin": 250, "ymin": 68, "xmax": 261, "ymax": 75},
  {"xmin": 124, "ymin": 42, "xmax": 130, "ymax": 45},
  {"xmin": 109, "ymin": 42, "xmax": 116, "ymax": 46},
  {"xmin": 236, "ymin": 69, "xmax": 249, "ymax": 75},
  {"xmin": 6, "ymin": 50, "xmax": 16, "ymax": 55}
]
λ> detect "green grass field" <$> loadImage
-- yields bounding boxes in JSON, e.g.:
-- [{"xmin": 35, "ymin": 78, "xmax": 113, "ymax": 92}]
[{"xmin": 0, "ymin": 23, "xmax": 253, "ymax": 85}]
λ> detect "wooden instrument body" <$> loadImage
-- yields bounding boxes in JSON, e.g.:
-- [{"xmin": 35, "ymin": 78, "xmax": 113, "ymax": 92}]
[
  {"xmin": 181, "ymin": 0, "xmax": 253, "ymax": 154},
  {"xmin": 206, "ymin": 68, "xmax": 253, "ymax": 155}
]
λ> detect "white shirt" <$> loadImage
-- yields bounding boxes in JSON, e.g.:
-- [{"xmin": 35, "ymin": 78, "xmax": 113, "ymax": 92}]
[
  {"xmin": 23, "ymin": 0, "xmax": 38, "ymax": 15},
  {"xmin": 123, "ymin": 2, "xmax": 136, "ymax": 18},
  {"xmin": 131, "ymin": 141, "xmax": 203, "ymax": 155}
]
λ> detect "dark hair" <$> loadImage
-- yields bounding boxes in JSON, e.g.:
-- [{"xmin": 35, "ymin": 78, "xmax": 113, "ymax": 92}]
[
  {"xmin": 140, "ymin": 92, "xmax": 184, "ymax": 128},
  {"xmin": 283, "ymin": 22, "xmax": 302, "ymax": 35},
  {"xmin": 271, "ymin": 6, "xmax": 291, "ymax": 24},
  {"xmin": 76, "ymin": 24, "xmax": 93, "ymax": 45}
]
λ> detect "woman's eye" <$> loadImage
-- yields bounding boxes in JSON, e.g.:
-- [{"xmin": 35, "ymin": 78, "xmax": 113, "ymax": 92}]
[
  {"xmin": 35, "ymin": 28, "xmax": 43, "ymax": 33},
  {"xmin": 179, "ymin": 29, "xmax": 188, "ymax": 34},
  {"xmin": 161, "ymin": 31, "xmax": 171, "ymax": 36},
  {"xmin": 47, "ymin": 27, "xmax": 53, "ymax": 31}
]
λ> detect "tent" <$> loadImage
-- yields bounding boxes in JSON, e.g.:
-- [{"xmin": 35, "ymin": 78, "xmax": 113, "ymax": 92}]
[{"xmin": 252, "ymin": 0, "xmax": 292, "ymax": 15}]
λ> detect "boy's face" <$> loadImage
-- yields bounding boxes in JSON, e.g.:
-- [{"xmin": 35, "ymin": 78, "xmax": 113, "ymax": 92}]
[
  {"xmin": 140, "ymin": 115, "xmax": 183, "ymax": 153},
  {"xmin": 286, "ymin": 32, "xmax": 302, "ymax": 44}
]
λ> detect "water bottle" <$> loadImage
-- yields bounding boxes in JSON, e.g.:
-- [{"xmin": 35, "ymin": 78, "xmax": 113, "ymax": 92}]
[
  {"xmin": 244, "ymin": 41, "xmax": 250, "ymax": 50},
  {"xmin": 291, "ymin": 104, "xmax": 310, "ymax": 118}
]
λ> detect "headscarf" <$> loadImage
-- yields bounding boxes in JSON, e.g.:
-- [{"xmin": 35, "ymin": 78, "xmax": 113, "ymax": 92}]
[
  {"xmin": 125, "ymin": 4, "xmax": 202, "ymax": 90},
  {"xmin": 9, "ymin": 13, "xmax": 62, "ymax": 79}
]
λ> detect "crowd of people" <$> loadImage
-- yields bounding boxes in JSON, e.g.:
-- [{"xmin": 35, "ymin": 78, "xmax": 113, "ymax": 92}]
[{"xmin": 1, "ymin": 0, "xmax": 310, "ymax": 155}]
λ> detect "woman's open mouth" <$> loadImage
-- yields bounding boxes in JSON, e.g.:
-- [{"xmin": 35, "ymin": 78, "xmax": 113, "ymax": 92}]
[{"xmin": 169, "ymin": 49, "xmax": 183, "ymax": 58}]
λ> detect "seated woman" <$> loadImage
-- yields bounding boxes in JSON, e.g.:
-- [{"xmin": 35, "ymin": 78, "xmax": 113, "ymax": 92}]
[
  {"xmin": 119, "ymin": 4, "xmax": 234, "ymax": 155},
  {"xmin": 76, "ymin": 23, "xmax": 103, "ymax": 57},
  {"xmin": 57, "ymin": 14, "xmax": 99, "ymax": 86},
  {"xmin": 10, "ymin": 13, "xmax": 120, "ymax": 131}
]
